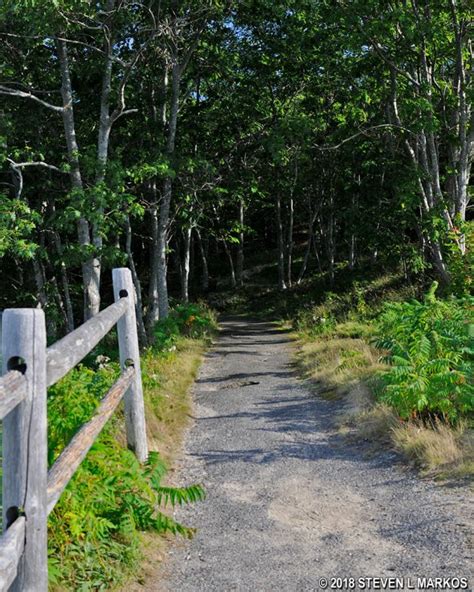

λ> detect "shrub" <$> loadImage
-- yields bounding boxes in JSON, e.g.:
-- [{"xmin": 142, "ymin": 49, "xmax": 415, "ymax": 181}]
[
  {"xmin": 153, "ymin": 301, "xmax": 217, "ymax": 349},
  {"xmin": 375, "ymin": 284, "xmax": 473, "ymax": 422},
  {"xmin": 47, "ymin": 365, "xmax": 205, "ymax": 590}
]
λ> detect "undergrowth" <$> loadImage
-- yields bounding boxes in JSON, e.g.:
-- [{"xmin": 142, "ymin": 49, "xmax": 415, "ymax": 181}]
[
  {"xmin": 293, "ymin": 270, "xmax": 473, "ymax": 480},
  {"xmin": 47, "ymin": 302, "xmax": 217, "ymax": 590}
]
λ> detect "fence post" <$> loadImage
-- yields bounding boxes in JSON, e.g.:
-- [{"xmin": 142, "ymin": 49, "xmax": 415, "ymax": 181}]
[
  {"xmin": 112, "ymin": 268, "xmax": 148, "ymax": 463},
  {"xmin": 2, "ymin": 309, "xmax": 48, "ymax": 592}
]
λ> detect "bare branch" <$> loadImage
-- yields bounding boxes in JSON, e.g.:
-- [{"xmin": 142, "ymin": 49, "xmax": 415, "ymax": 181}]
[
  {"xmin": 0, "ymin": 85, "xmax": 64, "ymax": 113},
  {"xmin": 11, "ymin": 161, "xmax": 67, "ymax": 174},
  {"xmin": 112, "ymin": 108, "xmax": 139, "ymax": 122}
]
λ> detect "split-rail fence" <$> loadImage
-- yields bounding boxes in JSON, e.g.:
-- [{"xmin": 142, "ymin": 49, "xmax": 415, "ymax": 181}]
[{"xmin": 0, "ymin": 268, "xmax": 148, "ymax": 591}]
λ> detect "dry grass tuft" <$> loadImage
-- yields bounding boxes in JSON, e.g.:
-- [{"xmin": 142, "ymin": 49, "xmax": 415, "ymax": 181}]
[
  {"xmin": 392, "ymin": 420, "xmax": 474, "ymax": 478},
  {"xmin": 296, "ymin": 336, "xmax": 384, "ymax": 400},
  {"xmin": 354, "ymin": 404, "xmax": 400, "ymax": 445}
]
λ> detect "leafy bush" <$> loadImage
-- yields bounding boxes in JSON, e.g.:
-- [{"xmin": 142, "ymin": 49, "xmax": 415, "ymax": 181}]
[
  {"xmin": 153, "ymin": 301, "xmax": 217, "ymax": 349},
  {"xmin": 375, "ymin": 285, "xmax": 473, "ymax": 422}
]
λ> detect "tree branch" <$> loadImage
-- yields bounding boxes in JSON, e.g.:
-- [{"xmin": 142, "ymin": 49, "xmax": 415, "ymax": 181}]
[
  {"xmin": 0, "ymin": 85, "xmax": 64, "ymax": 112},
  {"xmin": 313, "ymin": 124, "xmax": 414, "ymax": 150},
  {"xmin": 7, "ymin": 158, "xmax": 68, "ymax": 198}
]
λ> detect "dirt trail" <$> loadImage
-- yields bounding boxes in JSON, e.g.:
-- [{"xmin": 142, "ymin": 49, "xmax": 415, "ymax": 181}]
[{"xmin": 160, "ymin": 317, "xmax": 472, "ymax": 592}]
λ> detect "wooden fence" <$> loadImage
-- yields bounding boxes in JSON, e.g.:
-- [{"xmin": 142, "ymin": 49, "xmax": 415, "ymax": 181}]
[{"xmin": 0, "ymin": 268, "xmax": 148, "ymax": 592}]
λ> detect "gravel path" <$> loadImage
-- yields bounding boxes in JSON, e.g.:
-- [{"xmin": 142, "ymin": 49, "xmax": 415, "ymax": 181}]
[{"xmin": 162, "ymin": 317, "xmax": 472, "ymax": 592}]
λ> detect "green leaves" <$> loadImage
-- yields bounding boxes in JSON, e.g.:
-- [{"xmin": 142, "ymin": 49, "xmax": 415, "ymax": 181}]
[
  {"xmin": 47, "ymin": 354, "xmax": 207, "ymax": 589},
  {"xmin": 0, "ymin": 197, "xmax": 39, "ymax": 259},
  {"xmin": 375, "ymin": 291, "xmax": 474, "ymax": 422}
]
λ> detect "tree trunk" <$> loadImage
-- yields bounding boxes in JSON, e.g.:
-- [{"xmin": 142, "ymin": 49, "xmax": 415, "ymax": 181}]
[
  {"xmin": 125, "ymin": 215, "xmax": 147, "ymax": 346},
  {"xmin": 390, "ymin": 67, "xmax": 452, "ymax": 284},
  {"xmin": 286, "ymin": 194, "xmax": 294, "ymax": 288},
  {"xmin": 326, "ymin": 191, "xmax": 335, "ymax": 287},
  {"xmin": 298, "ymin": 197, "xmax": 322, "ymax": 284},
  {"xmin": 57, "ymin": 38, "xmax": 101, "ymax": 320},
  {"xmin": 33, "ymin": 259, "xmax": 48, "ymax": 310},
  {"xmin": 53, "ymin": 233, "xmax": 74, "ymax": 333},
  {"xmin": 275, "ymin": 194, "xmax": 287, "ymax": 291},
  {"xmin": 297, "ymin": 233, "xmax": 312, "ymax": 285},
  {"xmin": 147, "ymin": 180, "xmax": 160, "ymax": 335},
  {"xmin": 196, "ymin": 228, "xmax": 209, "ymax": 292},
  {"xmin": 91, "ymin": 7, "xmax": 116, "ymax": 304},
  {"xmin": 157, "ymin": 61, "xmax": 181, "ymax": 319},
  {"xmin": 181, "ymin": 226, "xmax": 192, "ymax": 303},
  {"xmin": 349, "ymin": 234, "xmax": 356, "ymax": 270},
  {"xmin": 223, "ymin": 241, "xmax": 237, "ymax": 289},
  {"xmin": 236, "ymin": 199, "xmax": 244, "ymax": 287}
]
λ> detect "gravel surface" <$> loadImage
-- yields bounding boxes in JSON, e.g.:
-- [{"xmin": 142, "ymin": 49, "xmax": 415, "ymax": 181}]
[{"xmin": 161, "ymin": 317, "xmax": 472, "ymax": 592}]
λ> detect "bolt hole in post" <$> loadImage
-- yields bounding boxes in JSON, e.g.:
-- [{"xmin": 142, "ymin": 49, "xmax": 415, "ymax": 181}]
[
  {"xmin": 5, "ymin": 506, "xmax": 21, "ymax": 529},
  {"xmin": 7, "ymin": 356, "xmax": 27, "ymax": 374},
  {"xmin": 119, "ymin": 289, "xmax": 129, "ymax": 298},
  {"xmin": 124, "ymin": 358, "xmax": 135, "ymax": 368}
]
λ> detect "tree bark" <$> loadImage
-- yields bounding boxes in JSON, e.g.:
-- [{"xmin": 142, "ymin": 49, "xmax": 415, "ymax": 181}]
[
  {"xmin": 275, "ymin": 194, "xmax": 287, "ymax": 291},
  {"xmin": 287, "ymin": 194, "xmax": 294, "ymax": 288},
  {"xmin": 57, "ymin": 38, "xmax": 101, "ymax": 319},
  {"xmin": 157, "ymin": 61, "xmax": 181, "ymax": 319},
  {"xmin": 147, "ymin": 180, "xmax": 160, "ymax": 334},
  {"xmin": 124, "ymin": 215, "xmax": 147, "ymax": 346},
  {"xmin": 223, "ymin": 240, "xmax": 237, "ymax": 289},
  {"xmin": 53, "ymin": 233, "xmax": 74, "ymax": 333},
  {"xmin": 196, "ymin": 228, "xmax": 209, "ymax": 292},
  {"xmin": 181, "ymin": 226, "xmax": 192, "ymax": 303},
  {"xmin": 326, "ymin": 191, "xmax": 335, "ymax": 288},
  {"xmin": 236, "ymin": 199, "xmax": 244, "ymax": 287}
]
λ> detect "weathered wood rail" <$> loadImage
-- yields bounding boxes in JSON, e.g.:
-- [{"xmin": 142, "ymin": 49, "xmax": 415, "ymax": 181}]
[{"xmin": 0, "ymin": 268, "xmax": 148, "ymax": 592}]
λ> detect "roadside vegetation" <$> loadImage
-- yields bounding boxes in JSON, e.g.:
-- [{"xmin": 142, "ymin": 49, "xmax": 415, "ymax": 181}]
[
  {"xmin": 293, "ymin": 269, "xmax": 473, "ymax": 481},
  {"xmin": 47, "ymin": 303, "xmax": 217, "ymax": 591}
]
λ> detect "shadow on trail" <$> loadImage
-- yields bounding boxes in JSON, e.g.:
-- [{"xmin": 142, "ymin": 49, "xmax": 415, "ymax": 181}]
[{"xmin": 191, "ymin": 389, "xmax": 400, "ymax": 471}]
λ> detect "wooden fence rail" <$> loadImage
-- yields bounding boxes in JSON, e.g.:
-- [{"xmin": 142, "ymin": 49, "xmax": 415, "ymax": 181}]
[{"xmin": 0, "ymin": 268, "xmax": 148, "ymax": 592}]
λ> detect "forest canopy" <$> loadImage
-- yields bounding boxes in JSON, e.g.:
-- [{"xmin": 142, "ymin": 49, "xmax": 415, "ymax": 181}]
[{"xmin": 0, "ymin": 0, "xmax": 472, "ymax": 340}]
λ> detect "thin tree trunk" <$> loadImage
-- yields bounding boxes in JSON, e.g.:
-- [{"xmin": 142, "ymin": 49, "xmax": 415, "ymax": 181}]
[
  {"xmin": 57, "ymin": 38, "xmax": 101, "ymax": 319},
  {"xmin": 287, "ymin": 194, "xmax": 294, "ymax": 288},
  {"xmin": 147, "ymin": 180, "xmax": 160, "ymax": 334},
  {"xmin": 349, "ymin": 234, "xmax": 356, "ymax": 270},
  {"xmin": 196, "ymin": 228, "xmax": 209, "ymax": 292},
  {"xmin": 53, "ymin": 233, "xmax": 74, "ymax": 332},
  {"xmin": 298, "ymin": 195, "xmax": 323, "ymax": 283},
  {"xmin": 286, "ymin": 159, "xmax": 298, "ymax": 288},
  {"xmin": 33, "ymin": 259, "xmax": 48, "ymax": 310},
  {"xmin": 236, "ymin": 199, "xmax": 244, "ymax": 287},
  {"xmin": 125, "ymin": 215, "xmax": 147, "ymax": 346},
  {"xmin": 91, "ymin": 3, "xmax": 116, "ymax": 303},
  {"xmin": 147, "ymin": 69, "xmax": 169, "ymax": 335},
  {"xmin": 157, "ymin": 61, "xmax": 181, "ymax": 319},
  {"xmin": 223, "ymin": 240, "xmax": 237, "ymax": 288},
  {"xmin": 275, "ymin": 194, "xmax": 287, "ymax": 291},
  {"xmin": 297, "ymin": 233, "xmax": 312, "ymax": 285},
  {"xmin": 181, "ymin": 226, "xmax": 192, "ymax": 303},
  {"xmin": 326, "ymin": 191, "xmax": 335, "ymax": 287}
]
